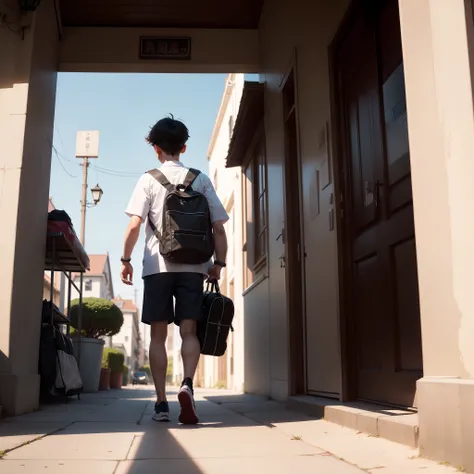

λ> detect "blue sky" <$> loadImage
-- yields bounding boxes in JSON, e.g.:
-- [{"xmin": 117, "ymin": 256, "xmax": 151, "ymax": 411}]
[{"xmin": 50, "ymin": 73, "xmax": 233, "ymax": 306}]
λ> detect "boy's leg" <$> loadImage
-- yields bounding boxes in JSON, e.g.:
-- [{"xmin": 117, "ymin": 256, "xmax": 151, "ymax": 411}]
[
  {"xmin": 142, "ymin": 273, "xmax": 175, "ymax": 421},
  {"xmin": 150, "ymin": 321, "xmax": 168, "ymax": 402},
  {"xmin": 174, "ymin": 273, "xmax": 204, "ymax": 424},
  {"xmin": 180, "ymin": 319, "xmax": 200, "ymax": 381}
]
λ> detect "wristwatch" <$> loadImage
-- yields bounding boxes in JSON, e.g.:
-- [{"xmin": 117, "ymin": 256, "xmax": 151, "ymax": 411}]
[
  {"xmin": 121, "ymin": 257, "xmax": 131, "ymax": 263},
  {"xmin": 214, "ymin": 260, "xmax": 226, "ymax": 268}
]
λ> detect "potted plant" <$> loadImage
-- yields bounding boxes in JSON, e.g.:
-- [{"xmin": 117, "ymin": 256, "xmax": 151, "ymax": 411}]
[
  {"xmin": 107, "ymin": 349, "xmax": 125, "ymax": 389},
  {"xmin": 70, "ymin": 297, "xmax": 123, "ymax": 393},
  {"xmin": 122, "ymin": 365, "xmax": 129, "ymax": 386},
  {"xmin": 99, "ymin": 348, "xmax": 115, "ymax": 391}
]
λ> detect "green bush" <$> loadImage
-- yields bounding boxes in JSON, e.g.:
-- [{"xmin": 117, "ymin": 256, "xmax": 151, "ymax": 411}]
[
  {"xmin": 167, "ymin": 356, "xmax": 173, "ymax": 377},
  {"xmin": 102, "ymin": 348, "xmax": 124, "ymax": 372},
  {"xmin": 70, "ymin": 297, "xmax": 123, "ymax": 339}
]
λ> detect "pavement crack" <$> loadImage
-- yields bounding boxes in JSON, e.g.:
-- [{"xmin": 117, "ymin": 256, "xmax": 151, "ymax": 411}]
[{"xmin": 0, "ymin": 422, "xmax": 74, "ymax": 458}]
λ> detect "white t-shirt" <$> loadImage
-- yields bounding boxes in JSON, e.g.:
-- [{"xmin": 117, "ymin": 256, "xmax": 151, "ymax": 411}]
[{"xmin": 125, "ymin": 160, "xmax": 229, "ymax": 278}]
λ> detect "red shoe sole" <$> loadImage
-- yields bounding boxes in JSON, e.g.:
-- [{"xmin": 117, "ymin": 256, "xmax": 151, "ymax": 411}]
[{"xmin": 178, "ymin": 390, "xmax": 198, "ymax": 425}]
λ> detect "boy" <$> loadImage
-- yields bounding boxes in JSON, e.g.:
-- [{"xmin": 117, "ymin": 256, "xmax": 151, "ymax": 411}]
[{"xmin": 121, "ymin": 116, "xmax": 228, "ymax": 424}]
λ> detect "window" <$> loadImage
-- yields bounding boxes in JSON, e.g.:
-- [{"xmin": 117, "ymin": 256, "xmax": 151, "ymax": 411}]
[
  {"xmin": 85, "ymin": 280, "xmax": 92, "ymax": 291},
  {"xmin": 244, "ymin": 136, "xmax": 268, "ymax": 274}
]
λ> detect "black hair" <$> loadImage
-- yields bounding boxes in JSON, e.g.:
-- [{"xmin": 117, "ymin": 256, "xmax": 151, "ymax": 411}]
[{"xmin": 146, "ymin": 114, "xmax": 190, "ymax": 156}]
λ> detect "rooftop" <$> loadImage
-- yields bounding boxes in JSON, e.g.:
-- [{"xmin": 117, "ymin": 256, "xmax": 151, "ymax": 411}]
[{"xmin": 113, "ymin": 298, "xmax": 137, "ymax": 313}]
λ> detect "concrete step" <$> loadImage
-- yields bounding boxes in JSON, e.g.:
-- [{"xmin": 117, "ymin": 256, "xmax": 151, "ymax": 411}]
[{"xmin": 288, "ymin": 396, "xmax": 419, "ymax": 448}]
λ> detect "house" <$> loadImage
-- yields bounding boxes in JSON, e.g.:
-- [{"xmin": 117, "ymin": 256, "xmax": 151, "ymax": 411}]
[
  {"xmin": 70, "ymin": 253, "xmax": 114, "ymax": 301},
  {"xmin": 198, "ymin": 73, "xmax": 245, "ymax": 391},
  {"xmin": 4, "ymin": 0, "xmax": 474, "ymax": 469},
  {"xmin": 42, "ymin": 274, "xmax": 60, "ymax": 308},
  {"xmin": 113, "ymin": 298, "xmax": 141, "ymax": 373}
]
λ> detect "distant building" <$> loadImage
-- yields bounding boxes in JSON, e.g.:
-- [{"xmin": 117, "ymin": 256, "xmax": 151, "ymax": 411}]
[
  {"xmin": 70, "ymin": 253, "xmax": 114, "ymax": 301},
  {"xmin": 113, "ymin": 297, "xmax": 141, "ymax": 373},
  {"xmin": 198, "ymin": 73, "xmax": 245, "ymax": 391},
  {"xmin": 42, "ymin": 274, "xmax": 60, "ymax": 307}
]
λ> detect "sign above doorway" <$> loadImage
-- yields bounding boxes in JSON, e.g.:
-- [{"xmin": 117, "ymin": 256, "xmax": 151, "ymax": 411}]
[{"xmin": 139, "ymin": 36, "xmax": 192, "ymax": 60}]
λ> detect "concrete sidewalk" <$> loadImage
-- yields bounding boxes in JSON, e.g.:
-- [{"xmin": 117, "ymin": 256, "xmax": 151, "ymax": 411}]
[{"xmin": 0, "ymin": 386, "xmax": 465, "ymax": 474}]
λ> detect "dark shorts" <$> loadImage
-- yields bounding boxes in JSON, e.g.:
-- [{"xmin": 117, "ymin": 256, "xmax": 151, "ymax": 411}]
[{"xmin": 142, "ymin": 272, "xmax": 204, "ymax": 326}]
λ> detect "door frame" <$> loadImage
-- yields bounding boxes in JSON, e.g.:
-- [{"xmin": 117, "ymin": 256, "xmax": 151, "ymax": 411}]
[
  {"xmin": 279, "ymin": 49, "xmax": 308, "ymax": 396},
  {"xmin": 329, "ymin": 0, "xmax": 368, "ymax": 402}
]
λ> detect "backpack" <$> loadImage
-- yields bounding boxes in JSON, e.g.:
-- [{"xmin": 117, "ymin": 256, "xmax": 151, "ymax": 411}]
[{"xmin": 147, "ymin": 167, "xmax": 215, "ymax": 264}]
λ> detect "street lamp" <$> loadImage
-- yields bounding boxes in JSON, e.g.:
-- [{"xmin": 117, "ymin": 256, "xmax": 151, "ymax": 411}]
[{"xmin": 91, "ymin": 184, "xmax": 104, "ymax": 205}]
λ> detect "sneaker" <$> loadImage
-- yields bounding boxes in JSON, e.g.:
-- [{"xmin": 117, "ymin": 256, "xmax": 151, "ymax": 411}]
[
  {"xmin": 152, "ymin": 401, "xmax": 170, "ymax": 422},
  {"xmin": 178, "ymin": 379, "xmax": 198, "ymax": 425}
]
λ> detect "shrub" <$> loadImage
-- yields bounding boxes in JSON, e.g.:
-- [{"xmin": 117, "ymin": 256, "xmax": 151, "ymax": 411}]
[
  {"xmin": 102, "ymin": 348, "xmax": 125, "ymax": 372},
  {"xmin": 70, "ymin": 297, "xmax": 123, "ymax": 339}
]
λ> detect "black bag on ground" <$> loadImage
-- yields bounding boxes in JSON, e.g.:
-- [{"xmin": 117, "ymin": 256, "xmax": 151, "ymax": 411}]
[
  {"xmin": 39, "ymin": 306, "xmax": 83, "ymax": 401},
  {"xmin": 198, "ymin": 281, "xmax": 234, "ymax": 357},
  {"xmin": 147, "ymin": 167, "xmax": 214, "ymax": 265}
]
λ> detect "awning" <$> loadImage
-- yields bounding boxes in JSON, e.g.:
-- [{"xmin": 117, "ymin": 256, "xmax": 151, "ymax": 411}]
[
  {"xmin": 59, "ymin": 0, "xmax": 263, "ymax": 29},
  {"xmin": 226, "ymin": 81, "xmax": 264, "ymax": 168}
]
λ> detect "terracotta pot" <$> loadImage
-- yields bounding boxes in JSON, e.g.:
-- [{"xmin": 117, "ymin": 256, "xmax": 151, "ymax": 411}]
[
  {"xmin": 99, "ymin": 368, "xmax": 110, "ymax": 391},
  {"xmin": 109, "ymin": 370, "xmax": 123, "ymax": 389}
]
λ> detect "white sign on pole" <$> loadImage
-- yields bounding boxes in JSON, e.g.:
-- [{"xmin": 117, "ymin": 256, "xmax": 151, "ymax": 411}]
[{"xmin": 76, "ymin": 131, "xmax": 100, "ymax": 158}]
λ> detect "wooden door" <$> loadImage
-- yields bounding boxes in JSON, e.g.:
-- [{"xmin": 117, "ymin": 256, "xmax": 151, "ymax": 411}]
[{"xmin": 335, "ymin": 0, "xmax": 422, "ymax": 407}]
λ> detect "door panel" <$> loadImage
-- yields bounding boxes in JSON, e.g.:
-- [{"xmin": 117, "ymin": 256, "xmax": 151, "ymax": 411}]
[{"xmin": 336, "ymin": 0, "xmax": 422, "ymax": 407}]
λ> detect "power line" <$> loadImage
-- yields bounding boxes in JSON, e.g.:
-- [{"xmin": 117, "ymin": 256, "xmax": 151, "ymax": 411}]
[
  {"xmin": 92, "ymin": 164, "xmax": 142, "ymax": 175},
  {"xmin": 52, "ymin": 145, "xmax": 78, "ymax": 178},
  {"xmin": 89, "ymin": 164, "xmax": 142, "ymax": 178}
]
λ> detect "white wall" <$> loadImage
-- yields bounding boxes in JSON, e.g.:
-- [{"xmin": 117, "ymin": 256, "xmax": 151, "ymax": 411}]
[
  {"xmin": 113, "ymin": 309, "xmax": 140, "ymax": 371},
  {"xmin": 255, "ymin": 0, "xmax": 350, "ymax": 399},
  {"xmin": 206, "ymin": 73, "xmax": 245, "ymax": 391}
]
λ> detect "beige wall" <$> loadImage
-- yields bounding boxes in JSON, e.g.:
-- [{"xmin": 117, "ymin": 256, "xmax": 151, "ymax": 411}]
[
  {"xmin": 0, "ymin": 0, "xmax": 59, "ymax": 415},
  {"xmin": 257, "ymin": 0, "xmax": 350, "ymax": 399},
  {"xmin": 59, "ymin": 27, "xmax": 259, "ymax": 74},
  {"xmin": 399, "ymin": 0, "xmax": 474, "ymax": 469}
]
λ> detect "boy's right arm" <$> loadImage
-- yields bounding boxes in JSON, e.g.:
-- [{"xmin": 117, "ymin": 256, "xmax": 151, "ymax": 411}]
[{"xmin": 209, "ymin": 220, "xmax": 228, "ymax": 281}]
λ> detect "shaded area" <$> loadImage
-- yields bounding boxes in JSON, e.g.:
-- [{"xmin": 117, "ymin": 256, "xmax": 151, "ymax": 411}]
[{"xmin": 0, "ymin": 387, "xmax": 460, "ymax": 474}]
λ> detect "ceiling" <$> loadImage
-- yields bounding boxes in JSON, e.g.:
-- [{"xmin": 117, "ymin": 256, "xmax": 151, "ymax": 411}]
[{"xmin": 58, "ymin": 0, "xmax": 264, "ymax": 29}]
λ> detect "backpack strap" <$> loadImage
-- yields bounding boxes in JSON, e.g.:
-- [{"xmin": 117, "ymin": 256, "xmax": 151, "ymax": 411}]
[
  {"xmin": 147, "ymin": 168, "xmax": 174, "ymax": 192},
  {"xmin": 182, "ymin": 168, "xmax": 201, "ymax": 189},
  {"xmin": 147, "ymin": 215, "xmax": 162, "ymax": 244},
  {"xmin": 146, "ymin": 169, "xmax": 171, "ymax": 244}
]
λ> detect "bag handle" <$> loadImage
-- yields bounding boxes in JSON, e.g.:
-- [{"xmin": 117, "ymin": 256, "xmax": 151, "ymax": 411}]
[{"xmin": 205, "ymin": 279, "xmax": 220, "ymax": 293}]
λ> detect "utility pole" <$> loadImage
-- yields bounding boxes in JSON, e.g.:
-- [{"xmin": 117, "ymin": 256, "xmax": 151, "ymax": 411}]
[
  {"xmin": 76, "ymin": 131, "xmax": 102, "ymax": 246},
  {"xmin": 80, "ymin": 157, "xmax": 89, "ymax": 246}
]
